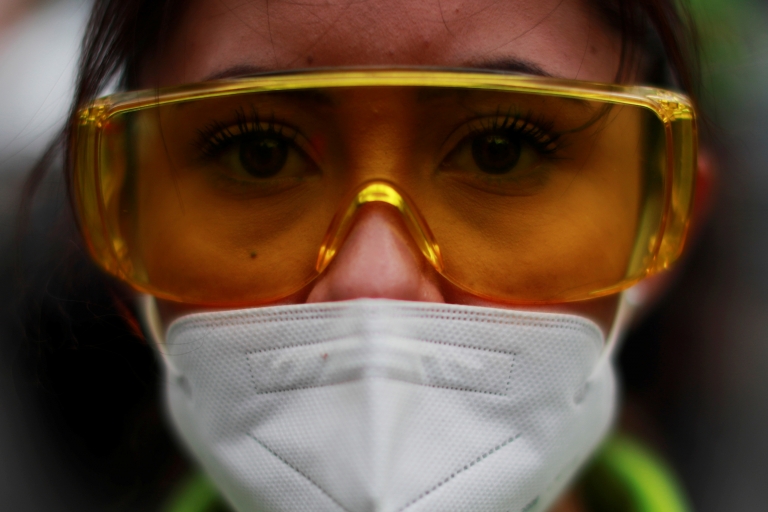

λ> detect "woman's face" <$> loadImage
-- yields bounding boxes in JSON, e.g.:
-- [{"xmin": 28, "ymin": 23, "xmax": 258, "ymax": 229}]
[{"xmin": 146, "ymin": 0, "xmax": 626, "ymax": 332}]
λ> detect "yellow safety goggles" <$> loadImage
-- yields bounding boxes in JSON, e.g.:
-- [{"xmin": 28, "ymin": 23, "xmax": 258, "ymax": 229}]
[{"xmin": 71, "ymin": 69, "xmax": 697, "ymax": 306}]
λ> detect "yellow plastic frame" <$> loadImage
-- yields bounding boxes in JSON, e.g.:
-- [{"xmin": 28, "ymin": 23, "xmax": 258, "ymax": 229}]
[{"xmin": 71, "ymin": 69, "xmax": 697, "ymax": 304}]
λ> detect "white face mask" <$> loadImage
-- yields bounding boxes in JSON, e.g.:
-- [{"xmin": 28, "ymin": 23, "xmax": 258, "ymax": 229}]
[{"xmin": 145, "ymin": 298, "xmax": 620, "ymax": 512}]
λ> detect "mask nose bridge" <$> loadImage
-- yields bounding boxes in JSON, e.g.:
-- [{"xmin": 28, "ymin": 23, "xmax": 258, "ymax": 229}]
[{"xmin": 315, "ymin": 180, "xmax": 444, "ymax": 275}]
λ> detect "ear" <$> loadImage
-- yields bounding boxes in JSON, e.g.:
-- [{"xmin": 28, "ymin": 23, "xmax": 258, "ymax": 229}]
[{"xmin": 625, "ymin": 148, "xmax": 717, "ymax": 322}]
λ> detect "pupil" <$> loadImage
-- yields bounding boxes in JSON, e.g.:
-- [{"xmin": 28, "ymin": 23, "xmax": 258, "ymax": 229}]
[
  {"xmin": 239, "ymin": 135, "xmax": 288, "ymax": 178},
  {"xmin": 471, "ymin": 134, "xmax": 521, "ymax": 174}
]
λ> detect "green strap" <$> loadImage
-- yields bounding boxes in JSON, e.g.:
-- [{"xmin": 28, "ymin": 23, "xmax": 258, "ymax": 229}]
[
  {"xmin": 166, "ymin": 435, "xmax": 690, "ymax": 512},
  {"xmin": 581, "ymin": 435, "xmax": 691, "ymax": 512},
  {"xmin": 162, "ymin": 472, "xmax": 226, "ymax": 512}
]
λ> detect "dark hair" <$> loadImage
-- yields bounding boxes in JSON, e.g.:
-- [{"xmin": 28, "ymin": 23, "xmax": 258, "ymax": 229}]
[{"xmin": 13, "ymin": 0, "xmax": 702, "ymax": 508}]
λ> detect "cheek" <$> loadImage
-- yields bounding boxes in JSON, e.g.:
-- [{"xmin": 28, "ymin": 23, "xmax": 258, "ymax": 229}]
[
  {"xmin": 441, "ymin": 281, "xmax": 621, "ymax": 337},
  {"xmin": 155, "ymin": 277, "xmax": 620, "ymax": 336}
]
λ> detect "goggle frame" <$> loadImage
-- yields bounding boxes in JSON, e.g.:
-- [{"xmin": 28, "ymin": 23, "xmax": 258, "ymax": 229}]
[{"xmin": 71, "ymin": 69, "xmax": 697, "ymax": 305}]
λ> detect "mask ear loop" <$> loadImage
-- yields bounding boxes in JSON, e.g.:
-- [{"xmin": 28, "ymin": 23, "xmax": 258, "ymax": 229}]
[
  {"xmin": 139, "ymin": 294, "xmax": 164, "ymax": 344},
  {"xmin": 137, "ymin": 294, "xmax": 182, "ymax": 377},
  {"xmin": 584, "ymin": 286, "xmax": 642, "ymax": 386}
]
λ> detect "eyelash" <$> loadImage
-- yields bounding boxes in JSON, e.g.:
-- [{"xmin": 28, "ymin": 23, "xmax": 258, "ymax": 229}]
[
  {"xmin": 194, "ymin": 106, "xmax": 299, "ymax": 158},
  {"xmin": 465, "ymin": 109, "xmax": 561, "ymax": 155},
  {"xmin": 192, "ymin": 106, "xmax": 561, "ymax": 162}
]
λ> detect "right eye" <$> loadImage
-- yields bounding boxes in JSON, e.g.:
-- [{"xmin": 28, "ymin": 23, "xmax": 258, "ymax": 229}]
[
  {"xmin": 197, "ymin": 118, "xmax": 319, "ymax": 183},
  {"xmin": 469, "ymin": 132, "xmax": 524, "ymax": 175}
]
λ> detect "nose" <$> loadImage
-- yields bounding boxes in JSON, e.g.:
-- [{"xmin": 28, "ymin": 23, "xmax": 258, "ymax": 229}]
[{"xmin": 306, "ymin": 203, "xmax": 445, "ymax": 303}]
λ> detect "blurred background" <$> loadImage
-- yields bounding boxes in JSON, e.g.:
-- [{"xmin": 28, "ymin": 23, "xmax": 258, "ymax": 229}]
[
  {"xmin": 0, "ymin": 1, "xmax": 97, "ymax": 510},
  {"xmin": 1, "ymin": 0, "xmax": 767, "ymax": 510},
  {"xmin": 619, "ymin": 1, "xmax": 768, "ymax": 510}
]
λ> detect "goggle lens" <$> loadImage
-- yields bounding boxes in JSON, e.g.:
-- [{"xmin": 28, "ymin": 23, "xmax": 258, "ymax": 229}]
[{"xmin": 73, "ymin": 72, "xmax": 695, "ymax": 305}]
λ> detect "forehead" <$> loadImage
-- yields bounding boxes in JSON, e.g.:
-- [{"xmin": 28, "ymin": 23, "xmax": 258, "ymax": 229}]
[{"xmin": 148, "ymin": 0, "xmax": 620, "ymax": 87}]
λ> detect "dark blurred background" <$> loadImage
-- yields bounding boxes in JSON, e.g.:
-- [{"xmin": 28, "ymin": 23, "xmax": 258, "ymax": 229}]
[
  {"xmin": 619, "ymin": 1, "xmax": 768, "ymax": 509},
  {"xmin": 1, "ymin": 1, "xmax": 181, "ymax": 510},
  {"xmin": 1, "ymin": 0, "xmax": 767, "ymax": 510}
]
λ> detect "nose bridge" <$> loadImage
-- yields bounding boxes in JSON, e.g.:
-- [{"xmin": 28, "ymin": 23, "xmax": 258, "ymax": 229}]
[
  {"xmin": 334, "ymin": 87, "xmax": 422, "ymax": 184},
  {"xmin": 316, "ymin": 181, "xmax": 443, "ymax": 274}
]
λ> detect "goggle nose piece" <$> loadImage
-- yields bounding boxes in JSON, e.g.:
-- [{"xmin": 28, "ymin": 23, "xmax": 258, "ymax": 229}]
[{"xmin": 315, "ymin": 180, "xmax": 444, "ymax": 274}]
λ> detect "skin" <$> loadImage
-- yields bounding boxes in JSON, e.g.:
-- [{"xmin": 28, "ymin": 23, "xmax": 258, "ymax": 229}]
[{"xmin": 141, "ymin": 0, "xmax": 711, "ymax": 509}]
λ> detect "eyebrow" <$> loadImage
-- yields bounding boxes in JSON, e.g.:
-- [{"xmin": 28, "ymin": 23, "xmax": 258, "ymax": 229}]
[
  {"xmin": 197, "ymin": 59, "xmax": 559, "ymax": 107},
  {"xmin": 203, "ymin": 58, "xmax": 553, "ymax": 83},
  {"xmin": 466, "ymin": 58, "xmax": 553, "ymax": 77},
  {"xmin": 203, "ymin": 65, "xmax": 267, "ymax": 82}
]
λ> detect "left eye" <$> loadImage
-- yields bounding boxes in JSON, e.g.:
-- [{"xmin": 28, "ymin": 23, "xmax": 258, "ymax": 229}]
[
  {"xmin": 470, "ymin": 133, "xmax": 522, "ymax": 175},
  {"xmin": 441, "ymin": 128, "xmax": 542, "ymax": 181},
  {"xmin": 439, "ymin": 112, "xmax": 561, "ymax": 185},
  {"xmin": 238, "ymin": 134, "xmax": 290, "ymax": 178}
]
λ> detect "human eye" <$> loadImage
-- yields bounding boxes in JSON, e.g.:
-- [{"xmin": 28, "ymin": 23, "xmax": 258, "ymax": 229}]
[
  {"xmin": 194, "ymin": 107, "xmax": 319, "ymax": 185},
  {"xmin": 439, "ymin": 110, "xmax": 561, "ymax": 194}
]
